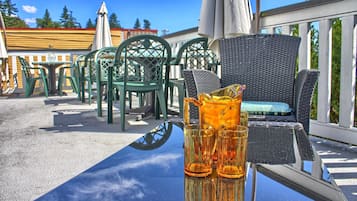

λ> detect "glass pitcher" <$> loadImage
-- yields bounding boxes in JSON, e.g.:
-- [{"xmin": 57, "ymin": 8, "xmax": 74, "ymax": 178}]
[{"xmin": 184, "ymin": 84, "xmax": 245, "ymax": 131}]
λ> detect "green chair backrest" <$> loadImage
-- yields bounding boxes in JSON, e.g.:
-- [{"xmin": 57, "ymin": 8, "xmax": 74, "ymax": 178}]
[
  {"xmin": 94, "ymin": 46, "xmax": 117, "ymax": 82},
  {"xmin": 114, "ymin": 35, "xmax": 172, "ymax": 86},
  {"xmin": 75, "ymin": 55, "xmax": 85, "ymax": 68},
  {"xmin": 175, "ymin": 37, "xmax": 219, "ymax": 74},
  {"xmin": 84, "ymin": 50, "xmax": 99, "ymax": 81},
  {"xmin": 18, "ymin": 56, "xmax": 33, "ymax": 80},
  {"xmin": 71, "ymin": 54, "xmax": 85, "ymax": 77}
]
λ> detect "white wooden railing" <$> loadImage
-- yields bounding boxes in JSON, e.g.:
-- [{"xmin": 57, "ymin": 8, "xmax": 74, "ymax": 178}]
[{"xmin": 164, "ymin": 0, "xmax": 357, "ymax": 145}]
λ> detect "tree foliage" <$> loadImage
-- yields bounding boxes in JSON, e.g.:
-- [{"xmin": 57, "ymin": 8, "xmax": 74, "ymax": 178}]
[
  {"xmin": 331, "ymin": 19, "xmax": 342, "ymax": 124},
  {"xmin": 133, "ymin": 18, "xmax": 140, "ymax": 29},
  {"xmin": 0, "ymin": 0, "xmax": 27, "ymax": 28},
  {"xmin": 36, "ymin": 9, "xmax": 60, "ymax": 28},
  {"xmin": 59, "ymin": 6, "xmax": 80, "ymax": 28},
  {"xmin": 86, "ymin": 18, "xmax": 95, "ymax": 28},
  {"xmin": 2, "ymin": 14, "xmax": 27, "ymax": 27},
  {"xmin": 309, "ymin": 23, "xmax": 319, "ymax": 120},
  {"xmin": 1, "ymin": 0, "xmax": 17, "ymax": 16},
  {"xmin": 143, "ymin": 19, "xmax": 151, "ymax": 29},
  {"xmin": 109, "ymin": 13, "xmax": 121, "ymax": 28}
]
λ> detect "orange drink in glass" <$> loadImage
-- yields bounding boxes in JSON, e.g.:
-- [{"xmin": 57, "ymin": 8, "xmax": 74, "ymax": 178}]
[
  {"xmin": 184, "ymin": 124, "xmax": 215, "ymax": 177},
  {"xmin": 216, "ymin": 125, "xmax": 248, "ymax": 179}
]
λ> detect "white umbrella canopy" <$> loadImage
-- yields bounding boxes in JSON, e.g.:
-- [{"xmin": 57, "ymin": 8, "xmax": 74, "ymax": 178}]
[
  {"xmin": 198, "ymin": 0, "xmax": 255, "ymax": 55},
  {"xmin": 0, "ymin": 12, "xmax": 7, "ymax": 94},
  {"xmin": 0, "ymin": 12, "xmax": 7, "ymax": 59},
  {"xmin": 91, "ymin": 1, "xmax": 113, "ymax": 51},
  {"xmin": 0, "ymin": 31, "xmax": 7, "ymax": 59}
]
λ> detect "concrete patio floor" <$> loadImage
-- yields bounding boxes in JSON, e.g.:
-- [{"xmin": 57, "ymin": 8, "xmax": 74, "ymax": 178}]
[{"xmin": 0, "ymin": 92, "xmax": 356, "ymax": 200}]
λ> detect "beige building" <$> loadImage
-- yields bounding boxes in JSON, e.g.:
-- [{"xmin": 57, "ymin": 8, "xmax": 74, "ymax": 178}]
[{"xmin": 1, "ymin": 27, "xmax": 157, "ymax": 92}]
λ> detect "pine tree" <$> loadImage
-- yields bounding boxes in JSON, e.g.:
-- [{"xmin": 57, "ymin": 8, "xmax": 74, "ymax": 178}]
[
  {"xmin": 86, "ymin": 18, "xmax": 95, "ymax": 28},
  {"xmin": 143, "ymin": 19, "xmax": 150, "ymax": 29},
  {"xmin": 59, "ymin": 6, "xmax": 80, "ymax": 28},
  {"xmin": 0, "ymin": 0, "xmax": 27, "ymax": 28},
  {"xmin": 133, "ymin": 18, "xmax": 140, "ymax": 29},
  {"xmin": 0, "ymin": 1, "xmax": 5, "ymax": 14},
  {"xmin": 3, "ymin": 0, "xmax": 17, "ymax": 16},
  {"xmin": 36, "ymin": 9, "xmax": 53, "ymax": 28},
  {"xmin": 109, "ymin": 13, "xmax": 121, "ymax": 28}
]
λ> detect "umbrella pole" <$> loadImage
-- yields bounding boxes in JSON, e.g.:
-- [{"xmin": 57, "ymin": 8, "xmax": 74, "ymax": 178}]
[{"xmin": 255, "ymin": 0, "xmax": 260, "ymax": 33}]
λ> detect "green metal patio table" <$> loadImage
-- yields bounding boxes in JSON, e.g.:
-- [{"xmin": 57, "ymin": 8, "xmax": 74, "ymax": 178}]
[{"xmin": 33, "ymin": 61, "xmax": 71, "ymax": 95}]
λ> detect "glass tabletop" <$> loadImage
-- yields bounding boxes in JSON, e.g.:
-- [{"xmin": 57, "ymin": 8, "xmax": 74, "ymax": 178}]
[{"xmin": 35, "ymin": 121, "xmax": 346, "ymax": 201}]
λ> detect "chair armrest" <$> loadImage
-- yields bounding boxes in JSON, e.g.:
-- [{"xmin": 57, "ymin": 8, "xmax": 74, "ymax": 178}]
[
  {"xmin": 58, "ymin": 65, "xmax": 72, "ymax": 74},
  {"xmin": 27, "ymin": 67, "xmax": 47, "ymax": 75},
  {"xmin": 293, "ymin": 69, "xmax": 319, "ymax": 133},
  {"xmin": 58, "ymin": 65, "xmax": 72, "ymax": 69},
  {"xmin": 27, "ymin": 67, "xmax": 46, "ymax": 70}
]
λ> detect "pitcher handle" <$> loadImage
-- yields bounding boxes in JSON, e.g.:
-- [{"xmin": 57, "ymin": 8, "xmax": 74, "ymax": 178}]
[{"xmin": 183, "ymin": 97, "xmax": 201, "ymax": 125}]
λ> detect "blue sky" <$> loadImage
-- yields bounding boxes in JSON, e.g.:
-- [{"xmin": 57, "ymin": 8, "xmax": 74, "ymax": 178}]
[{"xmin": 14, "ymin": 0, "xmax": 305, "ymax": 34}]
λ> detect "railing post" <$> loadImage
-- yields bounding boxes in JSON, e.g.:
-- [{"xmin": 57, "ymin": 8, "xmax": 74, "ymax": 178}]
[
  {"xmin": 298, "ymin": 22, "xmax": 311, "ymax": 70},
  {"xmin": 281, "ymin": 25, "xmax": 291, "ymax": 35},
  {"xmin": 317, "ymin": 19, "xmax": 332, "ymax": 123},
  {"xmin": 339, "ymin": 15, "xmax": 356, "ymax": 128}
]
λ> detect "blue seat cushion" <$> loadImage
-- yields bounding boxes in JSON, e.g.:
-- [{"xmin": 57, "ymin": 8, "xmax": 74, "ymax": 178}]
[{"xmin": 241, "ymin": 101, "xmax": 292, "ymax": 116}]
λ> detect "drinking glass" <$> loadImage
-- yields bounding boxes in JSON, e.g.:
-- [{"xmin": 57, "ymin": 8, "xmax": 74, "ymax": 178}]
[
  {"xmin": 217, "ymin": 125, "xmax": 248, "ymax": 178},
  {"xmin": 184, "ymin": 124, "xmax": 215, "ymax": 177}
]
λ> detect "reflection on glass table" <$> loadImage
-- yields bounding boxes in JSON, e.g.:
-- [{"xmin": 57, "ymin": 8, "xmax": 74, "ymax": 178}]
[
  {"xmin": 35, "ymin": 121, "xmax": 346, "ymax": 201},
  {"xmin": 130, "ymin": 122, "xmax": 173, "ymax": 150}
]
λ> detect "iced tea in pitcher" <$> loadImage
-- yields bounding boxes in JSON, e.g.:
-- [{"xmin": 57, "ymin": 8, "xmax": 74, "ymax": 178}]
[{"xmin": 184, "ymin": 84, "xmax": 245, "ymax": 130}]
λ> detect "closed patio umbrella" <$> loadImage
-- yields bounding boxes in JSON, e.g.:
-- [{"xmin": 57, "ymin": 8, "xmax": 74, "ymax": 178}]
[
  {"xmin": 198, "ymin": 0, "xmax": 257, "ymax": 55},
  {"xmin": 0, "ymin": 30, "xmax": 7, "ymax": 59},
  {"xmin": 91, "ymin": 1, "xmax": 112, "ymax": 50},
  {"xmin": 0, "ymin": 12, "xmax": 7, "ymax": 94},
  {"xmin": 0, "ymin": 12, "xmax": 7, "ymax": 60}
]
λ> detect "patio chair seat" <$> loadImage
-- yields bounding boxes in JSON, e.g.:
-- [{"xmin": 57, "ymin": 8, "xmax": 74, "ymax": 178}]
[{"xmin": 241, "ymin": 101, "xmax": 292, "ymax": 116}]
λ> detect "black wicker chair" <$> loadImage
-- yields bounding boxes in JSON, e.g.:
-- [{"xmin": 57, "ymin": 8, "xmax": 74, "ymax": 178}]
[{"xmin": 183, "ymin": 34, "xmax": 319, "ymax": 134}]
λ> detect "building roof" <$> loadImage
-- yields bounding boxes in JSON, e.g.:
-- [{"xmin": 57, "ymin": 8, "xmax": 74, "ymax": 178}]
[{"xmin": 5, "ymin": 28, "xmax": 157, "ymax": 51}]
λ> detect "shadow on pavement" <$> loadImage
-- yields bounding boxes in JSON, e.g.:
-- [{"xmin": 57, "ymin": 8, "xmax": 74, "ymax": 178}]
[{"xmin": 41, "ymin": 95, "xmax": 163, "ymax": 134}]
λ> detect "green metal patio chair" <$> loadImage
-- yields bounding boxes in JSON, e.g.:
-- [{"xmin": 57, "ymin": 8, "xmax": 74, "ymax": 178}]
[
  {"xmin": 18, "ymin": 56, "xmax": 49, "ymax": 97},
  {"xmin": 81, "ymin": 50, "xmax": 98, "ymax": 104},
  {"xmin": 107, "ymin": 35, "xmax": 172, "ymax": 131},
  {"xmin": 74, "ymin": 55, "xmax": 85, "ymax": 100},
  {"xmin": 168, "ymin": 37, "xmax": 219, "ymax": 116},
  {"xmin": 94, "ymin": 46, "xmax": 117, "ymax": 117},
  {"xmin": 57, "ymin": 60, "xmax": 80, "ymax": 96}
]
